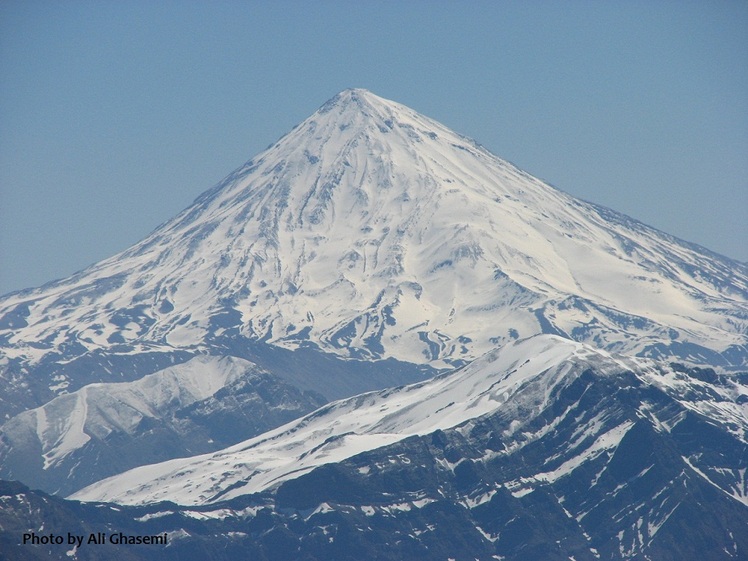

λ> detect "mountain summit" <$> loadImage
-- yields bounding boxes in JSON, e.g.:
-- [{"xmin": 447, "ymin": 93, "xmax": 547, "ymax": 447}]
[
  {"xmin": 1, "ymin": 89, "xmax": 747, "ymax": 561},
  {"xmin": 1, "ymin": 89, "xmax": 746, "ymax": 380}
]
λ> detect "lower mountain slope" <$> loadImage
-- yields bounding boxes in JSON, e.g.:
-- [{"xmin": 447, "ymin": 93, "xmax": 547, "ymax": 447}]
[
  {"xmin": 61, "ymin": 336, "xmax": 748, "ymax": 560},
  {"xmin": 71, "ymin": 336, "xmax": 591, "ymax": 505},
  {"xmin": 5, "ymin": 335, "xmax": 746, "ymax": 560},
  {"xmin": 0, "ymin": 355, "xmax": 326, "ymax": 496}
]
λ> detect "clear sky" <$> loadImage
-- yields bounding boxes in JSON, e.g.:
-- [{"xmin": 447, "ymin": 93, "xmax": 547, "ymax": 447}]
[{"xmin": 1, "ymin": 1, "xmax": 746, "ymax": 296}]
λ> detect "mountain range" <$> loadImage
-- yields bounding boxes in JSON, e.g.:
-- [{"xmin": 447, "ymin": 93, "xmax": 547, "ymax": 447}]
[{"xmin": 1, "ymin": 89, "xmax": 746, "ymax": 560}]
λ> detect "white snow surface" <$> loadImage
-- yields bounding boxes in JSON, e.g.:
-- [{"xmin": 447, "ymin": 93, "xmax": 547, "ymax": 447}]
[
  {"xmin": 6, "ymin": 355, "xmax": 252, "ymax": 469},
  {"xmin": 70, "ymin": 335, "xmax": 659, "ymax": 507},
  {"xmin": 0, "ymin": 89, "xmax": 746, "ymax": 370}
]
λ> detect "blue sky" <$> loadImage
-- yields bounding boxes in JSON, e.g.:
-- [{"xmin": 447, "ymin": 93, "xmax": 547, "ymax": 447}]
[{"xmin": 1, "ymin": 1, "xmax": 746, "ymax": 295}]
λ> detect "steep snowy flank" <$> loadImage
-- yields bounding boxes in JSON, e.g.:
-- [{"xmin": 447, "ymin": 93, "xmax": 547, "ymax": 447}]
[
  {"xmin": 0, "ymin": 89, "xmax": 746, "ymax": 373},
  {"xmin": 0, "ymin": 355, "xmax": 326, "ymax": 495},
  {"xmin": 71, "ymin": 334, "xmax": 748, "ymax": 507}
]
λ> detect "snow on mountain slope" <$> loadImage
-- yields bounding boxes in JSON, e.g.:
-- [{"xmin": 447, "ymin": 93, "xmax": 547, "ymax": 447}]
[
  {"xmin": 17, "ymin": 356, "xmax": 249, "ymax": 469},
  {"xmin": 0, "ymin": 89, "xmax": 746, "ymax": 378},
  {"xmin": 70, "ymin": 334, "xmax": 748, "ymax": 507},
  {"xmin": 68, "ymin": 335, "xmax": 587, "ymax": 505},
  {"xmin": 0, "ymin": 355, "xmax": 325, "ymax": 495}
]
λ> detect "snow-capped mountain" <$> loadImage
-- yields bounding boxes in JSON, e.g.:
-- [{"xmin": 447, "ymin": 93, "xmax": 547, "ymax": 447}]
[
  {"xmin": 1, "ymin": 89, "xmax": 746, "ymax": 560},
  {"xmin": 65, "ymin": 334, "xmax": 748, "ymax": 560},
  {"xmin": 1, "ymin": 89, "xmax": 746, "ymax": 396},
  {"xmin": 0, "ymin": 355, "xmax": 325, "ymax": 495}
]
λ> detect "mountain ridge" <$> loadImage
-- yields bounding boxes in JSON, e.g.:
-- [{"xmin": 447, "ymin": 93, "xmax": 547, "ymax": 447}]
[
  {"xmin": 0, "ymin": 355, "xmax": 326, "ymax": 495},
  {"xmin": 66, "ymin": 333, "xmax": 748, "ymax": 560},
  {"xmin": 70, "ymin": 334, "xmax": 748, "ymax": 508}
]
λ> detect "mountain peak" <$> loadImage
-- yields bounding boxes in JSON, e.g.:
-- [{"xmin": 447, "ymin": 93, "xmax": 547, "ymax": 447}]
[
  {"xmin": 318, "ymin": 88, "xmax": 391, "ymax": 114},
  {"xmin": 0, "ymin": 91, "xmax": 746, "ymax": 374},
  {"xmin": 308, "ymin": 88, "xmax": 428, "ymax": 138},
  {"xmin": 326, "ymin": 87, "xmax": 379, "ymax": 103}
]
